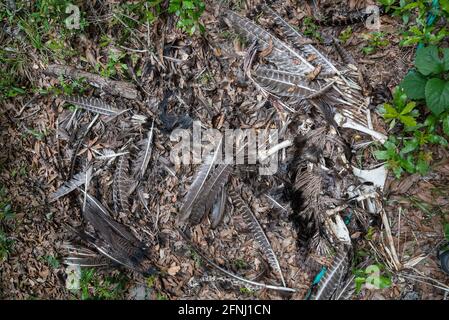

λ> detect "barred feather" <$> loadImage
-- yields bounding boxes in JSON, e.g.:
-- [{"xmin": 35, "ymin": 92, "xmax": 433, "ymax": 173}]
[
  {"xmin": 113, "ymin": 155, "xmax": 137, "ymax": 214},
  {"xmin": 252, "ymin": 66, "xmax": 320, "ymax": 98},
  {"xmin": 313, "ymin": 249, "xmax": 349, "ymax": 300},
  {"xmin": 132, "ymin": 120, "xmax": 154, "ymax": 179},
  {"xmin": 62, "ymin": 96, "xmax": 122, "ymax": 116},
  {"xmin": 229, "ymin": 189, "xmax": 286, "ymax": 287},
  {"xmin": 179, "ymin": 229, "xmax": 295, "ymax": 293},
  {"xmin": 49, "ymin": 170, "xmax": 89, "ymax": 202},
  {"xmin": 210, "ymin": 187, "xmax": 227, "ymax": 229},
  {"xmin": 224, "ymin": 10, "xmax": 314, "ymax": 75},
  {"xmin": 190, "ymin": 164, "xmax": 233, "ymax": 225},
  {"xmin": 179, "ymin": 140, "xmax": 223, "ymax": 224},
  {"xmin": 263, "ymin": 6, "xmax": 339, "ymax": 76},
  {"xmin": 79, "ymin": 192, "xmax": 157, "ymax": 275}
]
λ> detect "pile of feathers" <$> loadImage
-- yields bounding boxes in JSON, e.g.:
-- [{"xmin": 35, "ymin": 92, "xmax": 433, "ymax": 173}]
[{"xmin": 51, "ymin": 4, "xmax": 389, "ymax": 299}]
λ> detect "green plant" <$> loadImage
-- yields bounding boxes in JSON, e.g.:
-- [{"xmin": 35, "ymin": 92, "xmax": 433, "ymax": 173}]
[
  {"xmin": 444, "ymin": 223, "xmax": 449, "ymax": 241},
  {"xmin": 338, "ymin": 27, "xmax": 353, "ymax": 44},
  {"xmin": 146, "ymin": 274, "xmax": 157, "ymax": 288},
  {"xmin": 375, "ymin": 46, "xmax": 449, "ymax": 178},
  {"xmin": 380, "ymin": 88, "xmax": 419, "ymax": 128},
  {"xmin": 361, "ymin": 32, "xmax": 389, "ymax": 55},
  {"xmin": 239, "ymin": 287, "xmax": 255, "ymax": 295},
  {"xmin": 0, "ymin": 187, "xmax": 14, "ymax": 262},
  {"xmin": 302, "ymin": 17, "xmax": 322, "ymax": 42},
  {"xmin": 401, "ymin": 46, "xmax": 449, "ymax": 116},
  {"xmin": 96, "ymin": 50, "xmax": 128, "ymax": 79},
  {"xmin": 353, "ymin": 264, "xmax": 392, "ymax": 293},
  {"xmin": 0, "ymin": 230, "xmax": 13, "ymax": 262},
  {"xmin": 156, "ymin": 292, "xmax": 168, "ymax": 300},
  {"xmin": 168, "ymin": 0, "xmax": 205, "ymax": 35},
  {"xmin": 233, "ymin": 259, "xmax": 247, "ymax": 270},
  {"xmin": 79, "ymin": 268, "xmax": 128, "ymax": 300},
  {"xmin": 377, "ymin": 0, "xmax": 397, "ymax": 13},
  {"xmin": 46, "ymin": 255, "xmax": 60, "ymax": 269},
  {"xmin": 396, "ymin": 0, "xmax": 449, "ymax": 46},
  {"xmin": 374, "ymin": 120, "xmax": 446, "ymax": 178},
  {"xmin": 378, "ymin": 0, "xmax": 449, "ymax": 46}
]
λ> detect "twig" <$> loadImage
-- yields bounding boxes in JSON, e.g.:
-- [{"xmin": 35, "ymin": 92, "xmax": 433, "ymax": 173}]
[{"xmin": 45, "ymin": 64, "xmax": 138, "ymax": 99}]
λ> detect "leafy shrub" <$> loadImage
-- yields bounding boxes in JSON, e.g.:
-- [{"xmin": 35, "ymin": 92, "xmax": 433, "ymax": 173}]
[
  {"xmin": 168, "ymin": 0, "xmax": 205, "ymax": 35},
  {"xmin": 378, "ymin": 0, "xmax": 449, "ymax": 46},
  {"xmin": 374, "ymin": 46, "xmax": 449, "ymax": 178},
  {"xmin": 401, "ymin": 46, "xmax": 449, "ymax": 116}
]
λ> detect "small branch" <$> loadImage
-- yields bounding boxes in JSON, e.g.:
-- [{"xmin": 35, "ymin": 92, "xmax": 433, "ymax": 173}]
[{"xmin": 45, "ymin": 64, "xmax": 138, "ymax": 99}]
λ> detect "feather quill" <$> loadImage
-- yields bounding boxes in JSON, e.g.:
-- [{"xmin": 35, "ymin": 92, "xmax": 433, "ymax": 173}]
[
  {"xmin": 229, "ymin": 189, "xmax": 286, "ymax": 287},
  {"xmin": 132, "ymin": 119, "xmax": 154, "ymax": 179},
  {"xmin": 179, "ymin": 229, "xmax": 295, "ymax": 293},
  {"xmin": 63, "ymin": 243, "xmax": 110, "ymax": 267},
  {"xmin": 82, "ymin": 166, "xmax": 93, "ymax": 211},
  {"xmin": 62, "ymin": 95, "xmax": 123, "ymax": 116}
]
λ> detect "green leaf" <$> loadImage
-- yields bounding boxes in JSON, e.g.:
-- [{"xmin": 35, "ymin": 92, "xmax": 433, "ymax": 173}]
[
  {"xmin": 441, "ymin": 0, "xmax": 449, "ymax": 15},
  {"xmin": 443, "ymin": 114, "xmax": 449, "ymax": 136},
  {"xmin": 443, "ymin": 48, "xmax": 449, "ymax": 72},
  {"xmin": 399, "ymin": 115, "xmax": 417, "ymax": 127},
  {"xmin": 401, "ymin": 155, "xmax": 416, "ymax": 173},
  {"xmin": 428, "ymin": 134, "xmax": 448, "ymax": 146},
  {"xmin": 400, "ymin": 71, "xmax": 427, "ymax": 100},
  {"xmin": 415, "ymin": 46, "xmax": 444, "ymax": 76},
  {"xmin": 416, "ymin": 159, "xmax": 430, "ymax": 175},
  {"xmin": 378, "ymin": 275, "xmax": 392, "ymax": 289},
  {"xmin": 425, "ymin": 78, "xmax": 449, "ymax": 116},
  {"xmin": 392, "ymin": 165, "xmax": 404, "ymax": 178},
  {"xmin": 444, "ymin": 223, "xmax": 449, "ymax": 241},
  {"xmin": 401, "ymin": 138, "xmax": 419, "ymax": 154},
  {"xmin": 392, "ymin": 87, "xmax": 407, "ymax": 109},
  {"xmin": 424, "ymin": 114, "xmax": 437, "ymax": 132},
  {"xmin": 355, "ymin": 277, "xmax": 366, "ymax": 293},
  {"xmin": 401, "ymin": 101, "xmax": 417, "ymax": 115},
  {"xmin": 382, "ymin": 103, "xmax": 399, "ymax": 118},
  {"xmin": 374, "ymin": 150, "xmax": 389, "ymax": 160}
]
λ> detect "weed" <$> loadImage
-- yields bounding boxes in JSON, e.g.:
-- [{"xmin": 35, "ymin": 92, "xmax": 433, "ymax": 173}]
[
  {"xmin": 374, "ymin": 46, "xmax": 449, "ymax": 178},
  {"xmin": 233, "ymin": 259, "xmax": 247, "ymax": 270},
  {"xmin": 0, "ymin": 187, "xmax": 14, "ymax": 262},
  {"xmin": 168, "ymin": 0, "xmax": 206, "ymax": 35},
  {"xmin": 239, "ymin": 287, "xmax": 255, "ymax": 295},
  {"xmin": 146, "ymin": 274, "xmax": 157, "ymax": 288},
  {"xmin": 361, "ymin": 32, "xmax": 389, "ymax": 55},
  {"xmin": 79, "ymin": 268, "xmax": 128, "ymax": 300},
  {"xmin": 156, "ymin": 292, "xmax": 168, "ymax": 300},
  {"xmin": 378, "ymin": 0, "xmax": 449, "ymax": 46},
  {"xmin": 353, "ymin": 264, "xmax": 392, "ymax": 293},
  {"xmin": 338, "ymin": 27, "xmax": 353, "ymax": 44},
  {"xmin": 302, "ymin": 17, "xmax": 323, "ymax": 42},
  {"xmin": 46, "ymin": 255, "xmax": 60, "ymax": 269}
]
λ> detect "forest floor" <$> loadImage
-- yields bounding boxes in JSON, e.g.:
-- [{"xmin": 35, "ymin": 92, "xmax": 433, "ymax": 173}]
[{"xmin": 0, "ymin": 0, "xmax": 448, "ymax": 300}]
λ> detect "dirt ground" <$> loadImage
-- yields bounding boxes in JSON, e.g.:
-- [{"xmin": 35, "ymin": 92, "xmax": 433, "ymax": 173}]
[{"xmin": 0, "ymin": 0, "xmax": 448, "ymax": 300}]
